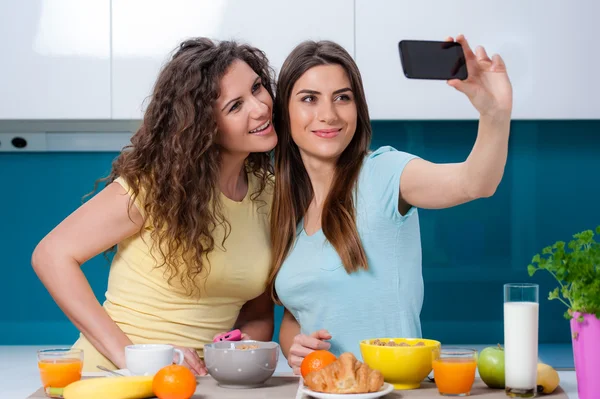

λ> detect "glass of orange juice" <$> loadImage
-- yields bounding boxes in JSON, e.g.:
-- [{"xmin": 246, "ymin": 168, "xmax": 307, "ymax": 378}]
[
  {"xmin": 37, "ymin": 348, "xmax": 84, "ymax": 398},
  {"xmin": 432, "ymin": 348, "xmax": 477, "ymax": 396}
]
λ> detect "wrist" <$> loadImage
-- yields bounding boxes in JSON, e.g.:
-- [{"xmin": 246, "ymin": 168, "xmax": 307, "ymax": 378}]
[
  {"xmin": 110, "ymin": 337, "xmax": 133, "ymax": 369},
  {"xmin": 109, "ymin": 347, "xmax": 127, "ymax": 369},
  {"xmin": 479, "ymin": 109, "xmax": 511, "ymax": 127}
]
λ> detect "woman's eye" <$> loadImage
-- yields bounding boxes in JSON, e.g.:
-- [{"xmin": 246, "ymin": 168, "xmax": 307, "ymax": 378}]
[
  {"xmin": 252, "ymin": 82, "xmax": 262, "ymax": 93},
  {"xmin": 336, "ymin": 94, "xmax": 351, "ymax": 101},
  {"xmin": 230, "ymin": 101, "xmax": 242, "ymax": 112},
  {"xmin": 301, "ymin": 95, "xmax": 316, "ymax": 103}
]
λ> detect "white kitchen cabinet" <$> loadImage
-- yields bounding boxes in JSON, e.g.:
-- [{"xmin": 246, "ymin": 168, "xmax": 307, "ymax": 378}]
[
  {"xmin": 0, "ymin": 0, "xmax": 111, "ymax": 119},
  {"xmin": 112, "ymin": 0, "xmax": 354, "ymax": 120},
  {"xmin": 355, "ymin": 0, "xmax": 599, "ymax": 120}
]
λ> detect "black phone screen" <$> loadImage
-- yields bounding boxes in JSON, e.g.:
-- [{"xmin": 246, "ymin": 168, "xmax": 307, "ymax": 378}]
[{"xmin": 398, "ymin": 40, "xmax": 468, "ymax": 80}]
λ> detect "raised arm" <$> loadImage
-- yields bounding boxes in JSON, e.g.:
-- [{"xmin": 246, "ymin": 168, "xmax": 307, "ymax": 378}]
[
  {"xmin": 399, "ymin": 35, "xmax": 513, "ymax": 211},
  {"xmin": 31, "ymin": 181, "xmax": 143, "ymax": 369}
]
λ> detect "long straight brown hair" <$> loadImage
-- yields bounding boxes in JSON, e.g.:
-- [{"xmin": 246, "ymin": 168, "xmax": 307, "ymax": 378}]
[{"xmin": 268, "ymin": 40, "xmax": 373, "ymax": 303}]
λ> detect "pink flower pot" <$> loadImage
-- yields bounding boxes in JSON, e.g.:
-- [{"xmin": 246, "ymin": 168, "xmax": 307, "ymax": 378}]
[{"xmin": 570, "ymin": 312, "xmax": 600, "ymax": 399}]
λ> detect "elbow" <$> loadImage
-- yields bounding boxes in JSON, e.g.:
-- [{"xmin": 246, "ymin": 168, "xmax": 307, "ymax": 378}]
[
  {"xmin": 31, "ymin": 241, "xmax": 47, "ymax": 274},
  {"xmin": 466, "ymin": 179, "xmax": 500, "ymax": 200},
  {"xmin": 31, "ymin": 239, "xmax": 61, "ymax": 275},
  {"xmin": 466, "ymin": 184, "xmax": 497, "ymax": 201},
  {"xmin": 477, "ymin": 184, "xmax": 498, "ymax": 199},
  {"xmin": 462, "ymin": 161, "xmax": 504, "ymax": 200}
]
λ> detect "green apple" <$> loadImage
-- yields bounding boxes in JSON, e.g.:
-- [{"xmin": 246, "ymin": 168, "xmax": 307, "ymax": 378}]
[{"xmin": 478, "ymin": 344, "xmax": 505, "ymax": 389}]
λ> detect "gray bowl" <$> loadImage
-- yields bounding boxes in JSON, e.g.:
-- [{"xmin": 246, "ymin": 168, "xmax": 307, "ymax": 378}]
[{"xmin": 204, "ymin": 340, "xmax": 280, "ymax": 388}]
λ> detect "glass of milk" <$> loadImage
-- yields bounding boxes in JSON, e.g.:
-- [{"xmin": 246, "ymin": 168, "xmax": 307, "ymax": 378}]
[{"xmin": 503, "ymin": 283, "xmax": 539, "ymax": 398}]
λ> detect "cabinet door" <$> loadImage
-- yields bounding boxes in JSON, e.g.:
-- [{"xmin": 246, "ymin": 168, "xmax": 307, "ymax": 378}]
[
  {"xmin": 0, "ymin": 0, "xmax": 111, "ymax": 119},
  {"xmin": 112, "ymin": 0, "xmax": 354, "ymax": 119},
  {"xmin": 356, "ymin": 0, "xmax": 598, "ymax": 120}
]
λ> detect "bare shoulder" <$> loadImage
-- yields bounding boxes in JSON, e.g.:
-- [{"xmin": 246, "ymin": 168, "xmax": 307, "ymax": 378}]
[
  {"xmin": 33, "ymin": 180, "xmax": 146, "ymax": 266},
  {"xmin": 86, "ymin": 180, "xmax": 145, "ymax": 226}
]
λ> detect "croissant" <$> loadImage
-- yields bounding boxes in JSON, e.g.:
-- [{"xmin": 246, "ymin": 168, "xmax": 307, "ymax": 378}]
[{"xmin": 304, "ymin": 352, "xmax": 384, "ymax": 394}]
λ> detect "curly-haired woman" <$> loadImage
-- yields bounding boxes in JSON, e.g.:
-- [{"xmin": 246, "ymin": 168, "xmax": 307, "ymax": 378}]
[{"xmin": 32, "ymin": 38, "xmax": 278, "ymax": 374}]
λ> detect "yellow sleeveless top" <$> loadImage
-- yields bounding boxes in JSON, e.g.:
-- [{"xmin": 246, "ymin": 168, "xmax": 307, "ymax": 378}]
[{"xmin": 73, "ymin": 172, "xmax": 273, "ymax": 371}]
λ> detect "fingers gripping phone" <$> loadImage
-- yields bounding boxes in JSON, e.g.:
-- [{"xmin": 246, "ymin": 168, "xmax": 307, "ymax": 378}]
[{"xmin": 398, "ymin": 40, "xmax": 468, "ymax": 80}]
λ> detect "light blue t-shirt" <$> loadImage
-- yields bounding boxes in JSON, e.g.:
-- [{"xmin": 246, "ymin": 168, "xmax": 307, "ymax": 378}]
[{"xmin": 275, "ymin": 146, "xmax": 424, "ymax": 360}]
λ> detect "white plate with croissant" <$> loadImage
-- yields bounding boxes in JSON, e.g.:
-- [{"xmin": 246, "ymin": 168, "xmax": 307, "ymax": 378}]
[
  {"xmin": 300, "ymin": 353, "xmax": 395, "ymax": 398},
  {"xmin": 301, "ymin": 383, "xmax": 394, "ymax": 399}
]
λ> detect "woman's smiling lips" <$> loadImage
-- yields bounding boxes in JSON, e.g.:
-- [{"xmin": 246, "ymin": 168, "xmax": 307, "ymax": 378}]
[
  {"xmin": 249, "ymin": 120, "xmax": 273, "ymax": 136},
  {"xmin": 312, "ymin": 128, "xmax": 342, "ymax": 138}
]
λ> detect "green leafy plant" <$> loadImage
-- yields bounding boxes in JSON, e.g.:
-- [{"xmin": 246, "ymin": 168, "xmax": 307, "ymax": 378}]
[{"xmin": 528, "ymin": 226, "xmax": 600, "ymax": 321}]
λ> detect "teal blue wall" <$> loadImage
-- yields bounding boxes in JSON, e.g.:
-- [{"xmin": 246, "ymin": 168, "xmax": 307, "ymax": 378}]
[{"xmin": 1, "ymin": 120, "xmax": 598, "ymax": 345}]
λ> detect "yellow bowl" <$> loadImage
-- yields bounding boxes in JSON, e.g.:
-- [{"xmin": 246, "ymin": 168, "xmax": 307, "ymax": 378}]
[{"xmin": 359, "ymin": 338, "xmax": 441, "ymax": 390}]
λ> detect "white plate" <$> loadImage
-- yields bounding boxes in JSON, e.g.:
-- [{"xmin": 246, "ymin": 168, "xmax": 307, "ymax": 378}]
[{"xmin": 301, "ymin": 382, "xmax": 394, "ymax": 399}]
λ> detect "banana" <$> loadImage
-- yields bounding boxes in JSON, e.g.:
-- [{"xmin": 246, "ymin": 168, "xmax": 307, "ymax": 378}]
[
  {"xmin": 63, "ymin": 376, "xmax": 154, "ymax": 399},
  {"xmin": 537, "ymin": 363, "xmax": 560, "ymax": 394}
]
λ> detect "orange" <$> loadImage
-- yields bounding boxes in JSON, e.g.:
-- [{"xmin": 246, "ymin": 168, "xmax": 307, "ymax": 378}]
[
  {"xmin": 152, "ymin": 365, "xmax": 197, "ymax": 399},
  {"xmin": 301, "ymin": 350, "xmax": 337, "ymax": 378}
]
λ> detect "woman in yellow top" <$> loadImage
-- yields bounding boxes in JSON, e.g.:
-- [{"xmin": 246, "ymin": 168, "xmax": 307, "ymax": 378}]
[{"xmin": 31, "ymin": 37, "xmax": 278, "ymax": 374}]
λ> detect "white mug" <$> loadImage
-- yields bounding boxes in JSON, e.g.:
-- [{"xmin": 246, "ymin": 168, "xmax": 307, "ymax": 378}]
[{"xmin": 125, "ymin": 344, "xmax": 185, "ymax": 376}]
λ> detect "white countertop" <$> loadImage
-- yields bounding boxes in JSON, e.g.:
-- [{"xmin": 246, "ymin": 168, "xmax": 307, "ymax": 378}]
[{"xmin": 4, "ymin": 345, "xmax": 579, "ymax": 398}]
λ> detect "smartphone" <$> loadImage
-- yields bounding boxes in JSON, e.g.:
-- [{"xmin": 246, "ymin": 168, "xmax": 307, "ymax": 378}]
[
  {"xmin": 398, "ymin": 40, "xmax": 468, "ymax": 80},
  {"xmin": 213, "ymin": 329, "xmax": 242, "ymax": 342}
]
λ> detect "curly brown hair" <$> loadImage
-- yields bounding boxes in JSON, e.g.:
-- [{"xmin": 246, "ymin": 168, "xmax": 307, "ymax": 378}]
[{"xmin": 91, "ymin": 37, "xmax": 275, "ymax": 296}]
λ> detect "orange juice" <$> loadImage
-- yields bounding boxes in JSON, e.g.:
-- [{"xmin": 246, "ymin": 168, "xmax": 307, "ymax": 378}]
[
  {"xmin": 38, "ymin": 358, "xmax": 83, "ymax": 388},
  {"xmin": 432, "ymin": 358, "xmax": 477, "ymax": 395}
]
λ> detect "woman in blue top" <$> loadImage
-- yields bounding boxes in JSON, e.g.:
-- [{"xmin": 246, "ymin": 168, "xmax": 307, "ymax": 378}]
[{"xmin": 267, "ymin": 35, "xmax": 513, "ymax": 374}]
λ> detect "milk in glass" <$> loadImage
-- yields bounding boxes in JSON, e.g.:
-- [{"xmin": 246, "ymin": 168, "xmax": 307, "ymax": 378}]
[{"xmin": 503, "ymin": 284, "xmax": 539, "ymax": 398}]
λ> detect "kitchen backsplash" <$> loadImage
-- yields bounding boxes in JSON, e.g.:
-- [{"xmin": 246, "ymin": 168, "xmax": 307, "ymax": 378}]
[{"xmin": 1, "ymin": 120, "xmax": 598, "ymax": 345}]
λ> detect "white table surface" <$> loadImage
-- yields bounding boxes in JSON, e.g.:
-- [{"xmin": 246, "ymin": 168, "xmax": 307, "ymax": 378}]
[{"xmin": 4, "ymin": 345, "xmax": 579, "ymax": 398}]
